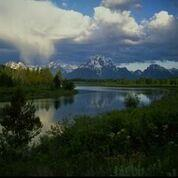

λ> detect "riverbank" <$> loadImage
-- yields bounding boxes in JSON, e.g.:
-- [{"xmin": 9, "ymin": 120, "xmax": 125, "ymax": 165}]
[
  {"xmin": 0, "ymin": 88, "xmax": 177, "ymax": 176},
  {"xmin": 0, "ymin": 86, "xmax": 77, "ymax": 102},
  {"xmin": 73, "ymin": 79, "xmax": 178, "ymax": 89}
]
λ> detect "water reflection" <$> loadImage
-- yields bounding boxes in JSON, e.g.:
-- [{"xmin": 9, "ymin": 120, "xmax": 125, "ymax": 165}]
[
  {"xmin": 54, "ymin": 99, "xmax": 61, "ymax": 110},
  {"xmin": 35, "ymin": 108, "xmax": 55, "ymax": 132},
  {"xmin": 0, "ymin": 86, "xmax": 165, "ymax": 134},
  {"xmin": 33, "ymin": 96, "xmax": 74, "ymax": 111},
  {"xmin": 63, "ymin": 97, "xmax": 74, "ymax": 106}
]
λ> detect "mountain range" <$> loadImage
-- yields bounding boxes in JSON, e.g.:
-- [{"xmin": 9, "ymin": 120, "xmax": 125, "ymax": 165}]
[
  {"xmin": 5, "ymin": 61, "xmax": 77, "ymax": 75},
  {"xmin": 65, "ymin": 55, "xmax": 178, "ymax": 79},
  {"xmin": 4, "ymin": 56, "xmax": 178, "ymax": 79}
]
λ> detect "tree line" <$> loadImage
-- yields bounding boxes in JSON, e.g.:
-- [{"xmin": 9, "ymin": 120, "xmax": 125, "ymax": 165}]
[
  {"xmin": 73, "ymin": 78, "xmax": 178, "ymax": 86},
  {"xmin": 0, "ymin": 65, "xmax": 74, "ymax": 90}
]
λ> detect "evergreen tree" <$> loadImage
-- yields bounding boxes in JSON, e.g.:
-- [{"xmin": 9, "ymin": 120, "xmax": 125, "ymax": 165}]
[
  {"xmin": 53, "ymin": 70, "xmax": 63, "ymax": 88},
  {"xmin": 63, "ymin": 79, "xmax": 75, "ymax": 90},
  {"xmin": 0, "ymin": 87, "xmax": 42, "ymax": 148},
  {"xmin": 0, "ymin": 72, "xmax": 14, "ymax": 87}
]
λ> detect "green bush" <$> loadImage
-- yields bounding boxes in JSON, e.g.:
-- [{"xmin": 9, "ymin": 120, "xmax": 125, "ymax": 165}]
[
  {"xmin": 63, "ymin": 80, "xmax": 75, "ymax": 90},
  {"xmin": 0, "ymin": 87, "xmax": 42, "ymax": 148},
  {"xmin": 0, "ymin": 72, "xmax": 14, "ymax": 87},
  {"xmin": 0, "ymin": 89, "xmax": 178, "ymax": 176},
  {"xmin": 124, "ymin": 93, "xmax": 140, "ymax": 108}
]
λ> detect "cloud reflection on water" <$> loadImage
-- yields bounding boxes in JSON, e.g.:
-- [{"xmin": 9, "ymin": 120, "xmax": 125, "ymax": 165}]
[{"xmin": 0, "ymin": 87, "xmax": 165, "ymax": 139}]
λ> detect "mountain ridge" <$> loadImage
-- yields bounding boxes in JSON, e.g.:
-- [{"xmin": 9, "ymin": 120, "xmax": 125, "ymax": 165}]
[
  {"xmin": 3, "ymin": 57, "xmax": 178, "ymax": 79},
  {"xmin": 65, "ymin": 56, "xmax": 178, "ymax": 79}
]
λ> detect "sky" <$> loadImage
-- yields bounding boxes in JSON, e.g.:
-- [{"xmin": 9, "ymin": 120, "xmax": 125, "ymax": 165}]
[{"xmin": 0, "ymin": 0, "xmax": 178, "ymax": 70}]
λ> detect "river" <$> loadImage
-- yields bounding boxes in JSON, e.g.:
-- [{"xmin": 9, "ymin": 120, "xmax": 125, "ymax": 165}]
[{"xmin": 0, "ymin": 86, "xmax": 166, "ymax": 133}]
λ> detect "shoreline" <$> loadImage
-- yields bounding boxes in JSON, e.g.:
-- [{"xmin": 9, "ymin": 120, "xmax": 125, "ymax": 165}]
[
  {"xmin": 0, "ymin": 87, "xmax": 78, "ymax": 102},
  {"xmin": 1, "ymin": 82, "xmax": 177, "ymax": 102},
  {"xmin": 74, "ymin": 81, "xmax": 178, "ymax": 89}
]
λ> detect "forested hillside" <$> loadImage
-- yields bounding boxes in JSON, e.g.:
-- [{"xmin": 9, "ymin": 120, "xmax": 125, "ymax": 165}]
[
  {"xmin": 0, "ymin": 65, "xmax": 75, "ymax": 101},
  {"xmin": 0, "ymin": 65, "xmax": 53, "ymax": 87}
]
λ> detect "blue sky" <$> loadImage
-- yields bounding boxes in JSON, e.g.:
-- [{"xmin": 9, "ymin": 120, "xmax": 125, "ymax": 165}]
[
  {"xmin": 0, "ymin": 0, "xmax": 178, "ymax": 68},
  {"xmin": 53, "ymin": 0, "xmax": 178, "ymax": 20}
]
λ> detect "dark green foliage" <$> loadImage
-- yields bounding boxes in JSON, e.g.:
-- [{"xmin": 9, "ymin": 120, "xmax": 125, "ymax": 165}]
[
  {"xmin": 0, "ymin": 86, "xmax": 178, "ymax": 176},
  {"xmin": 0, "ymin": 87, "xmax": 42, "ymax": 148},
  {"xmin": 73, "ymin": 78, "xmax": 178, "ymax": 87},
  {"xmin": 0, "ymin": 66, "xmax": 75, "ymax": 102},
  {"xmin": 53, "ymin": 70, "xmax": 75, "ymax": 90},
  {"xmin": 63, "ymin": 80, "xmax": 75, "ymax": 90},
  {"xmin": 0, "ymin": 72, "xmax": 14, "ymax": 87},
  {"xmin": 41, "ymin": 91, "xmax": 177, "ymax": 176},
  {"xmin": 124, "ymin": 93, "xmax": 140, "ymax": 108},
  {"xmin": 53, "ymin": 74, "xmax": 62, "ymax": 88},
  {"xmin": 0, "ymin": 65, "xmax": 75, "ymax": 92},
  {"xmin": 53, "ymin": 70, "xmax": 64, "ymax": 89},
  {"xmin": 0, "ymin": 66, "xmax": 54, "ymax": 87},
  {"xmin": 0, "ymin": 86, "xmax": 77, "ymax": 102}
]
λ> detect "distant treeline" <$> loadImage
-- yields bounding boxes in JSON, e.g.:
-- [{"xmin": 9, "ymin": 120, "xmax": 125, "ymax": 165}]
[
  {"xmin": 0, "ymin": 65, "xmax": 53, "ymax": 87},
  {"xmin": 72, "ymin": 78, "xmax": 178, "ymax": 86}
]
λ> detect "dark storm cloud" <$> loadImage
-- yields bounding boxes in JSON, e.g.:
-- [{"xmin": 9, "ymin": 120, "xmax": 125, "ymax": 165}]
[{"xmin": 0, "ymin": 0, "xmax": 178, "ymax": 66}]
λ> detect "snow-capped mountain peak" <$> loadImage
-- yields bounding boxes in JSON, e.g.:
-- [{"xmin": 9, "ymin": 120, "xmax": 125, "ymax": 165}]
[
  {"xmin": 147, "ymin": 64, "xmax": 165, "ymax": 70},
  {"xmin": 60, "ymin": 64, "xmax": 78, "ymax": 73},
  {"xmin": 66, "ymin": 55, "xmax": 133, "ymax": 79},
  {"xmin": 47, "ymin": 61, "xmax": 78, "ymax": 73},
  {"xmin": 79, "ymin": 55, "xmax": 114, "ymax": 70},
  {"xmin": 5, "ymin": 61, "xmax": 27, "ymax": 70},
  {"xmin": 47, "ymin": 61, "xmax": 61, "ymax": 69},
  {"xmin": 4, "ymin": 60, "xmax": 78, "ymax": 75}
]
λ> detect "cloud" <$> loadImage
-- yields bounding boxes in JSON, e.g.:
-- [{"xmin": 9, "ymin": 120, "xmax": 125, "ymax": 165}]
[
  {"xmin": 78, "ymin": 8, "xmax": 178, "ymax": 47},
  {"xmin": 118, "ymin": 60, "xmax": 178, "ymax": 71},
  {"xmin": 53, "ymin": 7, "xmax": 178, "ymax": 64},
  {"xmin": 101, "ymin": 0, "xmax": 142, "ymax": 10},
  {"xmin": 0, "ymin": 0, "xmax": 177, "ymax": 65},
  {"xmin": 64, "ymin": 7, "xmax": 178, "ymax": 64},
  {"xmin": 141, "ymin": 11, "xmax": 178, "ymax": 44},
  {"xmin": 0, "ymin": 0, "xmax": 91, "ymax": 64},
  {"xmin": 77, "ymin": 6, "xmax": 142, "ymax": 45}
]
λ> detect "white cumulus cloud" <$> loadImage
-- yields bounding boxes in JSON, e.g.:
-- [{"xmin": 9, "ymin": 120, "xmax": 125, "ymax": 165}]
[
  {"xmin": 78, "ymin": 6, "xmax": 142, "ymax": 45},
  {"xmin": 141, "ymin": 11, "xmax": 178, "ymax": 44},
  {"xmin": 78, "ymin": 8, "xmax": 178, "ymax": 47},
  {"xmin": 0, "ymin": 0, "xmax": 91, "ymax": 64}
]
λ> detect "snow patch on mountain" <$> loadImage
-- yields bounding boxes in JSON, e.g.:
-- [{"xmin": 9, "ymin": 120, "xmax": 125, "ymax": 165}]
[
  {"xmin": 80, "ymin": 55, "xmax": 114, "ymax": 69},
  {"xmin": 5, "ymin": 60, "xmax": 78, "ymax": 75},
  {"xmin": 60, "ymin": 64, "xmax": 78, "ymax": 73},
  {"xmin": 79, "ymin": 55, "xmax": 115, "ymax": 75},
  {"xmin": 5, "ymin": 61, "xmax": 27, "ymax": 70}
]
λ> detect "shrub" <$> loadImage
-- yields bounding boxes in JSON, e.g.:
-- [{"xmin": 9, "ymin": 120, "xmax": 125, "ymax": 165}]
[
  {"xmin": 124, "ymin": 93, "xmax": 140, "ymax": 108},
  {"xmin": 0, "ymin": 73, "xmax": 14, "ymax": 87},
  {"xmin": 63, "ymin": 80, "xmax": 75, "ymax": 90}
]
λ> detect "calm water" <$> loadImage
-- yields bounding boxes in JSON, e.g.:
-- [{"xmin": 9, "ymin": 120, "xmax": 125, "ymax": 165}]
[{"xmin": 0, "ymin": 86, "xmax": 165, "ymax": 132}]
